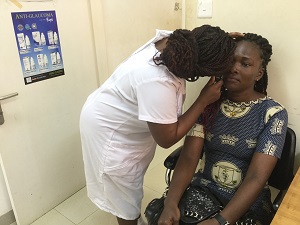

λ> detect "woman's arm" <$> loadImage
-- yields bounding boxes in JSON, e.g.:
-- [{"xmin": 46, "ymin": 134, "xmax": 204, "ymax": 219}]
[
  {"xmin": 208, "ymin": 110, "xmax": 288, "ymax": 225},
  {"xmin": 208, "ymin": 153, "xmax": 277, "ymax": 225},
  {"xmin": 158, "ymin": 135, "xmax": 204, "ymax": 225},
  {"xmin": 148, "ymin": 77, "xmax": 222, "ymax": 148},
  {"xmin": 201, "ymin": 108, "xmax": 288, "ymax": 225}
]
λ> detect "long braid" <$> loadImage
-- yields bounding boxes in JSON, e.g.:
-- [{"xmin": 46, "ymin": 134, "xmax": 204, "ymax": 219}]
[{"xmin": 153, "ymin": 25, "xmax": 236, "ymax": 82}]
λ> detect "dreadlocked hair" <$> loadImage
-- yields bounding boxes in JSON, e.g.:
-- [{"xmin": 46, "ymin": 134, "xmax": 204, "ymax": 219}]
[
  {"xmin": 153, "ymin": 29, "xmax": 198, "ymax": 81},
  {"xmin": 235, "ymin": 33, "xmax": 273, "ymax": 95},
  {"xmin": 192, "ymin": 25, "xmax": 236, "ymax": 81},
  {"xmin": 153, "ymin": 25, "xmax": 236, "ymax": 82}
]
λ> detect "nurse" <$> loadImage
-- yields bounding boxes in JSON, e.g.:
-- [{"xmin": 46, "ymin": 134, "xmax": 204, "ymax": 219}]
[{"xmin": 79, "ymin": 25, "xmax": 236, "ymax": 225}]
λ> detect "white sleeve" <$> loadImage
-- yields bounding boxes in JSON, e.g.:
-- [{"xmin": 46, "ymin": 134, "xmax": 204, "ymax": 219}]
[{"xmin": 136, "ymin": 79, "xmax": 179, "ymax": 124}]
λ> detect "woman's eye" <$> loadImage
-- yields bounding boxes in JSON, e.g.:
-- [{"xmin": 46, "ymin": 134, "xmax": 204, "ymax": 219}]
[{"xmin": 241, "ymin": 62, "xmax": 249, "ymax": 67}]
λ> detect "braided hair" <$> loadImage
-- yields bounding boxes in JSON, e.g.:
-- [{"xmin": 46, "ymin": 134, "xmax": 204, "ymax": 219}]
[
  {"xmin": 234, "ymin": 33, "xmax": 273, "ymax": 95},
  {"xmin": 153, "ymin": 25, "xmax": 236, "ymax": 82}
]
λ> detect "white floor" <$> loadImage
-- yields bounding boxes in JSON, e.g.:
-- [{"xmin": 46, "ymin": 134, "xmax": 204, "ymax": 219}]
[{"xmin": 11, "ymin": 147, "xmax": 175, "ymax": 225}]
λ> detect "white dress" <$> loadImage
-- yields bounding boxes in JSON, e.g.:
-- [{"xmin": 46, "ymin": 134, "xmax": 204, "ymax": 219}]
[{"xmin": 80, "ymin": 30, "xmax": 186, "ymax": 220}]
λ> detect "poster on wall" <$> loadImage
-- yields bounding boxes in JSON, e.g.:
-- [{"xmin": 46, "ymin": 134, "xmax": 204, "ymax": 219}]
[{"xmin": 11, "ymin": 10, "xmax": 64, "ymax": 85}]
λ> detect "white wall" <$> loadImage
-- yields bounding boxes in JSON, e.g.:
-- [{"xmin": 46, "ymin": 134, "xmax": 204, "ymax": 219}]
[
  {"xmin": 184, "ymin": 0, "xmax": 300, "ymax": 171},
  {"xmin": 91, "ymin": 0, "xmax": 182, "ymax": 82},
  {"xmin": 0, "ymin": 166, "xmax": 11, "ymax": 216}
]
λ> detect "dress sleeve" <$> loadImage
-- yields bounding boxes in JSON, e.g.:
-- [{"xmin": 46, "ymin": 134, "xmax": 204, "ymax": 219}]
[
  {"xmin": 136, "ymin": 79, "xmax": 180, "ymax": 124},
  {"xmin": 255, "ymin": 106, "xmax": 288, "ymax": 158},
  {"xmin": 186, "ymin": 123, "xmax": 205, "ymax": 138}
]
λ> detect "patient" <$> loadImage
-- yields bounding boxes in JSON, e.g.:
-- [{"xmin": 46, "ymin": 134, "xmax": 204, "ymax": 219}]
[{"xmin": 158, "ymin": 33, "xmax": 288, "ymax": 225}]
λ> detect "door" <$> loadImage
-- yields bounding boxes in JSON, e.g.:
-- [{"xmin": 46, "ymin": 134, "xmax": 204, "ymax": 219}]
[
  {"xmin": 0, "ymin": 0, "xmax": 182, "ymax": 225},
  {"xmin": 0, "ymin": 1, "xmax": 98, "ymax": 224}
]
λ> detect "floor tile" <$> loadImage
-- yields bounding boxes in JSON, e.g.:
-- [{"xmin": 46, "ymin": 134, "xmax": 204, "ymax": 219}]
[
  {"xmin": 76, "ymin": 186, "xmax": 161, "ymax": 225},
  {"xmin": 145, "ymin": 143, "xmax": 182, "ymax": 194},
  {"xmin": 78, "ymin": 210, "xmax": 117, "ymax": 225},
  {"xmin": 147, "ymin": 147, "xmax": 171, "ymax": 171},
  {"xmin": 30, "ymin": 209, "xmax": 74, "ymax": 225},
  {"xmin": 148, "ymin": 142, "xmax": 182, "ymax": 171},
  {"xmin": 144, "ymin": 162, "xmax": 169, "ymax": 195},
  {"xmin": 28, "ymin": 143, "xmax": 183, "ymax": 225},
  {"xmin": 55, "ymin": 187, "xmax": 98, "ymax": 224}
]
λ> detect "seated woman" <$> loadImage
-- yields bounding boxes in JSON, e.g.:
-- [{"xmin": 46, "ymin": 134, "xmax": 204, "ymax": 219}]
[{"xmin": 158, "ymin": 33, "xmax": 288, "ymax": 225}]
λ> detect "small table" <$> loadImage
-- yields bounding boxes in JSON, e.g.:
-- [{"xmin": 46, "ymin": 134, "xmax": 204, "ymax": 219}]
[{"xmin": 271, "ymin": 166, "xmax": 300, "ymax": 225}]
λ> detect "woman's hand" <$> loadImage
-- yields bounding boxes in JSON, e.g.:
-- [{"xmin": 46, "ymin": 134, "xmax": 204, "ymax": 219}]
[
  {"xmin": 158, "ymin": 203, "xmax": 180, "ymax": 225},
  {"xmin": 228, "ymin": 32, "xmax": 244, "ymax": 39},
  {"xmin": 196, "ymin": 76, "xmax": 223, "ymax": 107}
]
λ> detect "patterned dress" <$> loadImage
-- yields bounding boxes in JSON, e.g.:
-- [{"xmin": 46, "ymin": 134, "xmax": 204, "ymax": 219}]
[{"xmin": 191, "ymin": 96, "xmax": 288, "ymax": 225}]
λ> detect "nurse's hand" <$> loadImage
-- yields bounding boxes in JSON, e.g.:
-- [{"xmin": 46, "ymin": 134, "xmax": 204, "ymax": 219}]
[
  {"xmin": 229, "ymin": 32, "xmax": 244, "ymax": 39},
  {"xmin": 196, "ymin": 76, "xmax": 223, "ymax": 107}
]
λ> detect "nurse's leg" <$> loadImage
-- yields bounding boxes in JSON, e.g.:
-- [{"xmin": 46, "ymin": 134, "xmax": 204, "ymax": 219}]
[
  {"xmin": 117, "ymin": 215, "xmax": 146, "ymax": 225},
  {"xmin": 116, "ymin": 217, "xmax": 137, "ymax": 225}
]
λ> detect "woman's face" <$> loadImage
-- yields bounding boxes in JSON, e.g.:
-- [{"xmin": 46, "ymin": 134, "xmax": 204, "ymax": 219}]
[{"xmin": 223, "ymin": 41, "xmax": 264, "ymax": 93}]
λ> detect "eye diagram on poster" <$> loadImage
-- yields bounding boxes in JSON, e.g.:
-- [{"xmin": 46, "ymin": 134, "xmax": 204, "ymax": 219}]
[{"xmin": 11, "ymin": 10, "xmax": 64, "ymax": 85}]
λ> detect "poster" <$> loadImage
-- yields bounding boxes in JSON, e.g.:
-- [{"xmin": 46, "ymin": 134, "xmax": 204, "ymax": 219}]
[{"xmin": 11, "ymin": 10, "xmax": 64, "ymax": 85}]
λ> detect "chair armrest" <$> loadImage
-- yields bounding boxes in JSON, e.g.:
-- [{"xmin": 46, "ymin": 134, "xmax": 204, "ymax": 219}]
[{"xmin": 163, "ymin": 146, "xmax": 183, "ymax": 170}]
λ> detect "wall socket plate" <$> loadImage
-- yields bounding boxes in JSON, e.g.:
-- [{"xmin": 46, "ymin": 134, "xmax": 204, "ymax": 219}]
[{"xmin": 197, "ymin": 0, "xmax": 213, "ymax": 18}]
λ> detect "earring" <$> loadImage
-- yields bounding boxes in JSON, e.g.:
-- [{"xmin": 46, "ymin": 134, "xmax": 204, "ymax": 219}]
[{"xmin": 254, "ymin": 79, "xmax": 259, "ymax": 89}]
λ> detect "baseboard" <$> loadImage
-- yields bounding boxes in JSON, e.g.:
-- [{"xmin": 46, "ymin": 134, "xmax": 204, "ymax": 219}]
[{"xmin": 0, "ymin": 210, "xmax": 15, "ymax": 225}]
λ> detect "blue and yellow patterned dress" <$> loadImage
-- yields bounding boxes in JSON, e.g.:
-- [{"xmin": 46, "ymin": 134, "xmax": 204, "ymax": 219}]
[{"xmin": 192, "ymin": 96, "xmax": 288, "ymax": 225}]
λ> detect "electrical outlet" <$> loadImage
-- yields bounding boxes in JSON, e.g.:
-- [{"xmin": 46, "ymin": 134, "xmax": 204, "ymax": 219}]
[{"xmin": 197, "ymin": 0, "xmax": 213, "ymax": 18}]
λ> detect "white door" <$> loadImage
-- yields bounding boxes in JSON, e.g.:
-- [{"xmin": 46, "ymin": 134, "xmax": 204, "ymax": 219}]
[{"xmin": 0, "ymin": 1, "xmax": 98, "ymax": 225}]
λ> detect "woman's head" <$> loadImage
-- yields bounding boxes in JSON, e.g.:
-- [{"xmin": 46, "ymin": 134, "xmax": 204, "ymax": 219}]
[
  {"xmin": 203, "ymin": 33, "xmax": 273, "ymax": 131},
  {"xmin": 153, "ymin": 25, "xmax": 236, "ymax": 81},
  {"xmin": 225, "ymin": 33, "xmax": 272, "ymax": 95}
]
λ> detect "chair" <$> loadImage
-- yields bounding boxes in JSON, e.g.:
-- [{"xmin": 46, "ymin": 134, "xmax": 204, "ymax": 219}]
[
  {"xmin": 268, "ymin": 127, "xmax": 296, "ymax": 210},
  {"xmin": 163, "ymin": 127, "xmax": 296, "ymax": 211}
]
